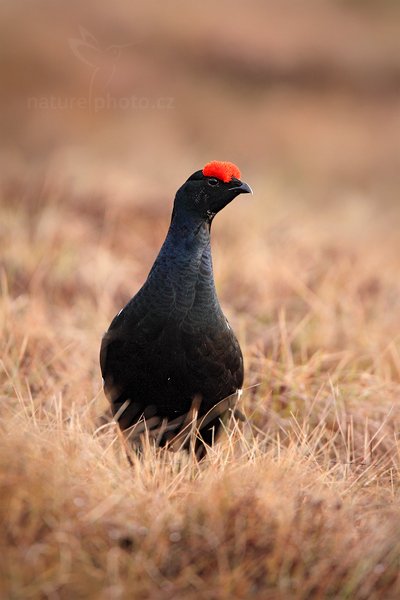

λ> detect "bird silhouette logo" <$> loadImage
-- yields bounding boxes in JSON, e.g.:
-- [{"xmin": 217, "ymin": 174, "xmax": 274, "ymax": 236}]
[{"xmin": 69, "ymin": 27, "xmax": 132, "ymax": 107}]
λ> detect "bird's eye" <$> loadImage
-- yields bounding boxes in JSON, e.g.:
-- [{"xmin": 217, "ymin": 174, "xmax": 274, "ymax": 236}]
[{"xmin": 208, "ymin": 178, "xmax": 219, "ymax": 187}]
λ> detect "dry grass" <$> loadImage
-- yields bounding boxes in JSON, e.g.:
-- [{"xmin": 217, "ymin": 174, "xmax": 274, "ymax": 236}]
[
  {"xmin": 2, "ymin": 1, "xmax": 400, "ymax": 597},
  {"xmin": 1, "ymin": 175, "xmax": 400, "ymax": 600}
]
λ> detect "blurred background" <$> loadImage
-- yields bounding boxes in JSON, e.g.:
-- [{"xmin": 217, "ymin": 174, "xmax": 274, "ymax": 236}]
[
  {"xmin": 1, "ymin": 0, "xmax": 400, "ymax": 377},
  {"xmin": 3, "ymin": 4, "xmax": 400, "ymax": 595},
  {"xmin": 1, "ymin": 0, "xmax": 400, "ymax": 201}
]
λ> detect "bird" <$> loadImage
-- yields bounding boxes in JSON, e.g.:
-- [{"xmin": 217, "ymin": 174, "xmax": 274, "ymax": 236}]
[
  {"xmin": 68, "ymin": 27, "xmax": 132, "ymax": 108},
  {"xmin": 100, "ymin": 161, "xmax": 252, "ymax": 455}
]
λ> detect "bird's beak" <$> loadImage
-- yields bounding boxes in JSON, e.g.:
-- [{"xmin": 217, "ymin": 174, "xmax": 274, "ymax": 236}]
[{"xmin": 229, "ymin": 180, "xmax": 253, "ymax": 195}]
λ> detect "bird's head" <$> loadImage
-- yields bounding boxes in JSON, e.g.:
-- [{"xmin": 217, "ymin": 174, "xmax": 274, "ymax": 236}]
[{"xmin": 173, "ymin": 161, "xmax": 252, "ymax": 224}]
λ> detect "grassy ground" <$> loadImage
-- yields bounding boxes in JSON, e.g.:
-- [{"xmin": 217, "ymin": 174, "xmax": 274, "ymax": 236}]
[
  {"xmin": 2, "ymin": 1, "xmax": 400, "ymax": 598},
  {"xmin": 1, "ymin": 175, "xmax": 400, "ymax": 599}
]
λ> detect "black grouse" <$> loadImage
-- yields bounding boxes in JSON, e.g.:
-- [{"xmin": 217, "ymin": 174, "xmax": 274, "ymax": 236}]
[{"xmin": 100, "ymin": 161, "xmax": 252, "ymax": 453}]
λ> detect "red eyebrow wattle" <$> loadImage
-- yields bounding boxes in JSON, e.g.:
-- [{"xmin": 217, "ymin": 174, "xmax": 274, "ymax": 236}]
[{"xmin": 202, "ymin": 161, "xmax": 241, "ymax": 183}]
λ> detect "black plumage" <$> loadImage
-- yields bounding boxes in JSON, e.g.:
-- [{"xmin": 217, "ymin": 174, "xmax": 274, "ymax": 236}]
[{"xmin": 100, "ymin": 162, "xmax": 252, "ymax": 453}]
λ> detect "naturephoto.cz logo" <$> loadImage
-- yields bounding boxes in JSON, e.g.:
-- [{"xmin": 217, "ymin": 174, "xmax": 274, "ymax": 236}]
[{"xmin": 27, "ymin": 27, "xmax": 174, "ymax": 112}]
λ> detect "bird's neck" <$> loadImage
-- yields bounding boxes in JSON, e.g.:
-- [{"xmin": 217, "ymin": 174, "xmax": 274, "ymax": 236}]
[
  {"xmin": 146, "ymin": 210, "xmax": 214, "ymax": 286},
  {"xmin": 141, "ymin": 210, "xmax": 222, "ymax": 318},
  {"xmin": 159, "ymin": 211, "xmax": 211, "ymax": 264}
]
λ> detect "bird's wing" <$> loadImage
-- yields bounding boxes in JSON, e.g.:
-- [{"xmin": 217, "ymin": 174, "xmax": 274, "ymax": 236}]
[
  {"xmin": 180, "ymin": 318, "xmax": 244, "ymax": 397},
  {"xmin": 99, "ymin": 308, "xmax": 125, "ymax": 380},
  {"xmin": 100, "ymin": 279, "xmax": 175, "ymax": 392}
]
